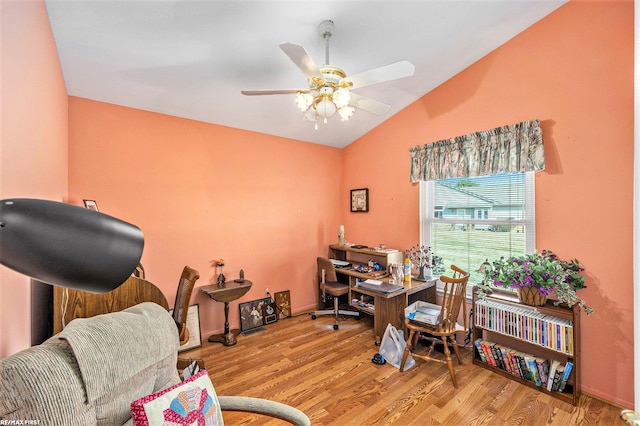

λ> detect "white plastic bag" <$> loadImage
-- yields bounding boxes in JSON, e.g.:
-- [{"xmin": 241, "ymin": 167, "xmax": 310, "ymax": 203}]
[{"xmin": 379, "ymin": 323, "xmax": 415, "ymax": 371}]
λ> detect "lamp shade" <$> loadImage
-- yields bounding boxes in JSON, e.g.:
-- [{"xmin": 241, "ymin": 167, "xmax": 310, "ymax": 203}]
[{"xmin": 0, "ymin": 198, "xmax": 144, "ymax": 293}]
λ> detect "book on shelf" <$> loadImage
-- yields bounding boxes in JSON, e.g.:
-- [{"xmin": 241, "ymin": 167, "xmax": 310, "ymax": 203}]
[
  {"xmin": 558, "ymin": 361, "xmax": 573, "ymax": 392},
  {"xmin": 506, "ymin": 348, "xmax": 522, "ymax": 378},
  {"xmin": 551, "ymin": 365, "xmax": 565, "ymax": 392},
  {"xmin": 525, "ymin": 355, "xmax": 542, "ymax": 386},
  {"xmin": 480, "ymin": 340, "xmax": 497, "ymax": 367},
  {"xmin": 512, "ymin": 351, "xmax": 528, "ymax": 381},
  {"xmin": 546, "ymin": 360, "xmax": 562, "ymax": 391},
  {"xmin": 474, "ymin": 339, "xmax": 487, "ymax": 364},
  {"xmin": 490, "ymin": 343, "xmax": 506, "ymax": 370},
  {"xmin": 497, "ymin": 345, "xmax": 514, "ymax": 375},
  {"xmin": 536, "ymin": 357, "xmax": 550, "ymax": 387}
]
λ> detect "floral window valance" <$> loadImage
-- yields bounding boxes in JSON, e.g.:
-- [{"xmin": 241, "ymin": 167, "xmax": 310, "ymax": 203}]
[{"xmin": 409, "ymin": 119, "xmax": 545, "ymax": 183}]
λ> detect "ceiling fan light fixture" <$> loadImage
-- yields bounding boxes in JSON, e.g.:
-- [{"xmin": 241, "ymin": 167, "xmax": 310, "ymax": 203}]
[
  {"xmin": 303, "ymin": 107, "xmax": 317, "ymax": 122},
  {"xmin": 315, "ymin": 93, "xmax": 337, "ymax": 118},
  {"xmin": 295, "ymin": 92, "xmax": 313, "ymax": 112},
  {"xmin": 338, "ymin": 105, "xmax": 355, "ymax": 121},
  {"xmin": 332, "ymin": 87, "xmax": 350, "ymax": 108}
]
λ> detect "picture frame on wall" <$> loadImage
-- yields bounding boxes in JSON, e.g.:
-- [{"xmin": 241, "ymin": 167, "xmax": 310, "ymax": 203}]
[
  {"xmin": 83, "ymin": 199, "xmax": 99, "ymax": 211},
  {"xmin": 168, "ymin": 304, "xmax": 202, "ymax": 352},
  {"xmin": 350, "ymin": 188, "xmax": 369, "ymax": 212},
  {"xmin": 239, "ymin": 297, "xmax": 271, "ymax": 334}
]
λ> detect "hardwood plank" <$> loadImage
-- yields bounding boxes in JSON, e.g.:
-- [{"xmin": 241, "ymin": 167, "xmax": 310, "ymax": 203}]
[{"xmin": 183, "ymin": 313, "xmax": 624, "ymax": 425}]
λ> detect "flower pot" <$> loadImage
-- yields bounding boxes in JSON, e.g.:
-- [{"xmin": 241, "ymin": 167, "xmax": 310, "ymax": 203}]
[{"xmin": 517, "ymin": 286, "xmax": 547, "ymax": 306}]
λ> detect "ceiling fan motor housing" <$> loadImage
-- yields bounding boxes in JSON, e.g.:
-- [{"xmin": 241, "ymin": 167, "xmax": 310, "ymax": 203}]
[{"xmin": 317, "ymin": 19, "xmax": 335, "ymax": 39}]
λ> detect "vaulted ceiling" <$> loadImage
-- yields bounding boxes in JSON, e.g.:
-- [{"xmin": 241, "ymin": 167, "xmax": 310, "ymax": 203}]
[{"xmin": 45, "ymin": 1, "xmax": 566, "ymax": 148}]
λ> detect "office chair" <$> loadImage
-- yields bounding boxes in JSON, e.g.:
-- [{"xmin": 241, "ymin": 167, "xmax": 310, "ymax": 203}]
[
  {"xmin": 172, "ymin": 265, "xmax": 200, "ymax": 346},
  {"xmin": 400, "ymin": 264, "xmax": 469, "ymax": 387},
  {"xmin": 311, "ymin": 257, "xmax": 359, "ymax": 330}
]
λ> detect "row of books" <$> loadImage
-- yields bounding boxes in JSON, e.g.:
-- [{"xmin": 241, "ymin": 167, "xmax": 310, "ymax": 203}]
[
  {"xmin": 474, "ymin": 298, "xmax": 574, "ymax": 355},
  {"xmin": 474, "ymin": 338, "xmax": 573, "ymax": 392}
]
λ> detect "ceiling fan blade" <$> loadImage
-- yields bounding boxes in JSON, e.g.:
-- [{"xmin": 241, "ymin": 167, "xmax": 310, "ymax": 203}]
[
  {"xmin": 350, "ymin": 93, "xmax": 391, "ymax": 115},
  {"xmin": 342, "ymin": 60, "xmax": 415, "ymax": 90},
  {"xmin": 279, "ymin": 43, "xmax": 324, "ymax": 81},
  {"xmin": 241, "ymin": 89, "xmax": 307, "ymax": 96}
]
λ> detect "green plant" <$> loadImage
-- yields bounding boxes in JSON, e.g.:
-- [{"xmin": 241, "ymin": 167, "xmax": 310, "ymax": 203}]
[{"xmin": 478, "ymin": 250, "xmax": 593, "ymax": 315}]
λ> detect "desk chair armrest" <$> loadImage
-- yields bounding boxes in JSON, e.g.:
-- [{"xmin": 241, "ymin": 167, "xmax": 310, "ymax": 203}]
[{"xmin": 217, "ymin": 396, "xmax": 311, "ymax": 426}]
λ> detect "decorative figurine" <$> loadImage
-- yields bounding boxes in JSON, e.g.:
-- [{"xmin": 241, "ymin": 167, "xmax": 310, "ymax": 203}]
[
  {"xmin": 211, "ymin": 258, "xmax": 226, "ymax": 285},
  {"xmin": 404, "ymin": 245, "xmax": 444, "ymax": 281}
]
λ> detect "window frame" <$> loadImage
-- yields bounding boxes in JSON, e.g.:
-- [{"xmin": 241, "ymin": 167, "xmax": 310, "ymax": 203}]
[{"xmin": 419, "ymin": 172, "xmax": 536, "ymax": 296}]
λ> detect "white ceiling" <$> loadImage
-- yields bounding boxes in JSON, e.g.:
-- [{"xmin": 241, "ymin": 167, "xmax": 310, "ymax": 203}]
[{"xmin": 44, "ymin": 1, "xmax": 566, "ymax": 148}]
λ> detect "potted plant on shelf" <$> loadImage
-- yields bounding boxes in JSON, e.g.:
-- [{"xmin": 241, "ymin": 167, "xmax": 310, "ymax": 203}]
[{"xmin": 478, "ymin": 250, "xmax": 594, "ymax": 315}]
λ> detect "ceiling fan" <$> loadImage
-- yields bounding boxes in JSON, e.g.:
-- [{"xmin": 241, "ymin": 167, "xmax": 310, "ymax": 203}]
[{"xmin": 241, "ymin": 20, "xmax": 415, "ymax": 128}]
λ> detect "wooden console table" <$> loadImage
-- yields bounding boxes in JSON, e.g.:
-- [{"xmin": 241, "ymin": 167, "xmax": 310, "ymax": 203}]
[{"xmin": 200, "ymin": 280, "xmax": 252, "ymax": 346}]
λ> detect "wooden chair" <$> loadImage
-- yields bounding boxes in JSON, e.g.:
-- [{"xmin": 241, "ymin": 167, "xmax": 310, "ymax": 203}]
[
  {"xmin": 172, "ymin": 265, "xmax": 200, "ymax": 346},
  {"xmin": 172, "ymin": 266, "xmax": 207, "ymax": 376},
  {"xmin": 311, "ymin": 257, "xmax": 359, "ymax": 330},
  {"xmin": 399, "ymin": 264, "xmax": 470, "ymax": 388}
]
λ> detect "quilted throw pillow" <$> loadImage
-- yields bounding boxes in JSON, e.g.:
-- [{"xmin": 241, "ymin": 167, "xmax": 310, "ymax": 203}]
[{"xmin": 131, "ymin": 369, "xmax": 223, "ymax": 425}]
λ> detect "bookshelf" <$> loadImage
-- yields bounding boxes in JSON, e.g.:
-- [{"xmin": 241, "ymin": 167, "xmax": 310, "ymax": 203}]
[{"xmin": 472, "ymin": 289, "xmax": 580, "ymax": 405}]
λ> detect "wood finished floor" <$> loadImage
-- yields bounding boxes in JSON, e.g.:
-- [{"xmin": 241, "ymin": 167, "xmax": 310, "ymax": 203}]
[{"xmin": 181, "ymin": 312, "xmax": 623, "ymax": 425}]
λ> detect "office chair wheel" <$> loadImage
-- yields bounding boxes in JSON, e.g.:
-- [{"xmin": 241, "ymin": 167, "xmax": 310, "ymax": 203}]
[
  {"xmin": 311, "ymin": 314, "xmax": 317, "ymax": 320},
  {"xmin": 333, "ymin": 324, "xmax": 339, "ymax": 330}
]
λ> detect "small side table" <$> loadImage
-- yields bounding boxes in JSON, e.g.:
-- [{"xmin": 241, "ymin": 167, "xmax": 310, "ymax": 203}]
[{"xmin": 200, "ymin": 279, "xmax": 253, "ymax": 346}]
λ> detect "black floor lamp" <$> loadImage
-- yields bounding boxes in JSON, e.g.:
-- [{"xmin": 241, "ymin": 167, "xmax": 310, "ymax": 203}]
[{"xmin": 0, "ymin": 198, "xmax": 144, "ymax": 293}]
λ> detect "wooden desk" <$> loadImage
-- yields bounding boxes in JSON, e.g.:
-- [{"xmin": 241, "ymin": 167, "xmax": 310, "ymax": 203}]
[
  {"xmin": 200, "ymin": 280, "xmax": 252, "ymax": 346},
  {"xmin": 349, "ymin": 277, "xmax": 437, "ymax": 344},
  {"xmin": 326, "ymin": 244, "xmax": 437, "ymax": 343}
]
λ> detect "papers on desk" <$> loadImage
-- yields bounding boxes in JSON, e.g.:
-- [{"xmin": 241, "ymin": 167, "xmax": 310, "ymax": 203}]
[
  {"xmin": 372, "ymin": 248, "xmax": 398, "ymax": 253},
  {"xmin": 330, "ymin": 259, "xmax": 351, "ymax": 268},
  {"xmin": 357, "ymin": 280, "xmax": 404, "ymax": 294}
]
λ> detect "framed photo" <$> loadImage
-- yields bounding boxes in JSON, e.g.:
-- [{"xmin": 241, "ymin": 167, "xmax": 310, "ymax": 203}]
[
  {"xmin": 239, "ymin": 297, "xmax": 271, "ymax": 333},
  {"xmin": 168, "ymin": 304, "xmax": 202, "ymax": 352},
  {"xmin": 274, "ymin": 290, "xmax": 291, "ymax": 319},
  {"xmin": 350, "ymin": 188, "xmax": 369, "ymax": 212},
  {"xmin": 83, "ymin": 199, "xmax": 99, "ymax": 211},
  {"xmin": 262, "ymin": 301, "xmax": 278, "ymax": 325}
]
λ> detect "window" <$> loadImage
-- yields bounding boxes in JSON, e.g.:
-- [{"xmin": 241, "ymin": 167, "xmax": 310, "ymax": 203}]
[{"xmin": 420, "ymin": 172, "xmax": 536, "ymax": 291}]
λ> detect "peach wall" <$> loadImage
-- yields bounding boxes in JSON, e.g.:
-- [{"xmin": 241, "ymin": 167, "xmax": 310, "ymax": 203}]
[
  {"xmin": 0, "ymin": 0, "xmax": 68, "ymax": 357},
  {"xmin": 68, "ymin": 98, "xmax": 343, "ymax": 337},
  {"xmin": 343, "ymin": 1, "xmax": 633, "ymax": 407}
]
